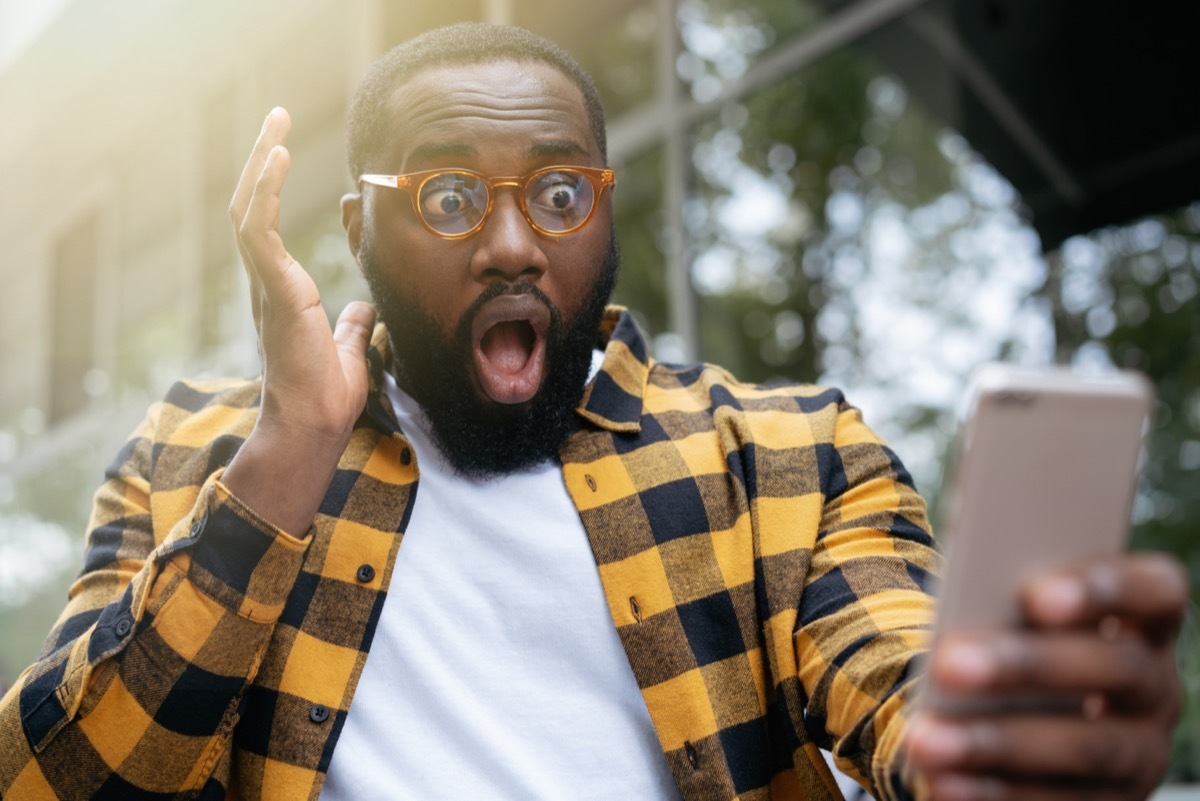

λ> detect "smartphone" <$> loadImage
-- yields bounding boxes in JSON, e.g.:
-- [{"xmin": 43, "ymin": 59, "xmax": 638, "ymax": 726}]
[{"xmin": 923, "ymin": 363, "xmax": 1154, "ymax": 715}]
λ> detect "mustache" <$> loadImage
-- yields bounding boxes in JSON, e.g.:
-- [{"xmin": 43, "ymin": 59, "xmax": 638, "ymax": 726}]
[{"xmin": 455, "ymin": 281, "xmax": 563, "ymax": 344}]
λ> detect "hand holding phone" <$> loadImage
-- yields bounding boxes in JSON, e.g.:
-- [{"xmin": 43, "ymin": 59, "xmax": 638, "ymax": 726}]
[{"xmin": 907, "ymin": 365, "xmax": 1186, "ymax": 796}]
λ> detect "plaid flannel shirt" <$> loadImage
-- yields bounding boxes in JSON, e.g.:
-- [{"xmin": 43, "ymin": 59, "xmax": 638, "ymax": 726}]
[{"xmin": 0, "ymin": 308, "xmax": 939, "ymax": 801}]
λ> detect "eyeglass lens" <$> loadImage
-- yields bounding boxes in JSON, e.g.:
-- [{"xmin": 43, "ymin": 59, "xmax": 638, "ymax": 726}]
[{"xmin": 416, "ymin": 169, "xmax": 596, "ymax": 236}]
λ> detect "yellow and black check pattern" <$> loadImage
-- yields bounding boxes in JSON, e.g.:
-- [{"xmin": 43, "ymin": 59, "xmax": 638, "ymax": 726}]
[{"xmin": 0, "ymin": 307, "xmax": 938, "ymax": 801}]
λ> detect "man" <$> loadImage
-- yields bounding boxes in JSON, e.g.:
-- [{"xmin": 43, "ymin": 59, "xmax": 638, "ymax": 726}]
[{"xmin": 0, "ymin": 23, "xmax": 1185, "ymax": 801}]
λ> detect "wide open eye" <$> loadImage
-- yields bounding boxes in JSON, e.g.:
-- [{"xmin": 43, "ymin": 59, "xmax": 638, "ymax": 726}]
[
  {"xmin": 417, "ymin": 172, "xmax": 488, "ymax": 234},
  {"xmin": 526, "ymin": 170, "xmax": 594, "ymax": 231}
]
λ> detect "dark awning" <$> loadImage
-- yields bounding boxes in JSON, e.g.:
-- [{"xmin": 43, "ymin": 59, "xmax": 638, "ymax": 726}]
[{"xmin": 860, "ymin": 0, "xmax": 1200, "ymax": 251}]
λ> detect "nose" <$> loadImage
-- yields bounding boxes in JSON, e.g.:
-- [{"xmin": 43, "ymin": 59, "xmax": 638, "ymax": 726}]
[{"xmin": 468, "ymin": 189, "xmax": 549, "ymax": 284}]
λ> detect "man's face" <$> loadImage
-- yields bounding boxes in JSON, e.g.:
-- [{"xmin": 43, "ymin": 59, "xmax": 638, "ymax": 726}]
[{"xmin": 344, "ymin": 60, "xmax": 617, "ymax": 477}]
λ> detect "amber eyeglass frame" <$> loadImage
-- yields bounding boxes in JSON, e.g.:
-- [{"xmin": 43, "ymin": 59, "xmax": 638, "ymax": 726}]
[{"xmin": 359, "ymin": 165, "xmax": 616, "ymax": 240}]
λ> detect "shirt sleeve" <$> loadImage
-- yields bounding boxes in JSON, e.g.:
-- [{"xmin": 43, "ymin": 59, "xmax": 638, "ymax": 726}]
[
  {"xmin": 0, "ymin": 401, "xmax": 311, "ymax": 799},
  {"xmin": 793, "ymin": 401, "xmax": 941, "ymax": 801}
]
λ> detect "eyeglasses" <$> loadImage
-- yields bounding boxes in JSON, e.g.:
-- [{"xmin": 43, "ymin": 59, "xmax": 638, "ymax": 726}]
[{"xmin": 359, "ymin": 166, "xmax": 616, "ymax": 240}]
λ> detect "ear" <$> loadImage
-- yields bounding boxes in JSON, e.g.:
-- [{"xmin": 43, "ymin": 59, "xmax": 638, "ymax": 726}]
[{"xmin": 341, "ymin": 192, "xmax": 364, "ymax": 265}]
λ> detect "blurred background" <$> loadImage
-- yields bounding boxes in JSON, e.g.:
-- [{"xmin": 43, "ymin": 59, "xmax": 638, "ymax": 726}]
[{"xmin": 1, "ymin": 0, "xmax": 1197, "ymax": 787}]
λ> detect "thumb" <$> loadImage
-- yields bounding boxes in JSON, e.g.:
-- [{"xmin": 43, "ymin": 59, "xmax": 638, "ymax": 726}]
[{"xmin": 333, "ymin": 300, "xmax": 378, "ymax": 389}]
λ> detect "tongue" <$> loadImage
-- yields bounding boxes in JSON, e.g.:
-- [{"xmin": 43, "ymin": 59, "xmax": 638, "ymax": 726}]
[{"xmin": 481, "ymin": 320, "xmax": 534, "ymax": 375}]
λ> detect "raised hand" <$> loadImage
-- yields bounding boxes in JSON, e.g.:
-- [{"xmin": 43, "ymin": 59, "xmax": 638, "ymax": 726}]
[
  {"xmin": 908, "ymin": 552, "xmax": 1188, "ymax": 801},
  {"xmin": 222, "ymin": 108, "xmax": 377, "ymax": 535}
]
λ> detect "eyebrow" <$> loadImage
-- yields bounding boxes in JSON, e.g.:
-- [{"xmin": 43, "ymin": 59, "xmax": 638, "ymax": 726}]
[
  {"xmin": 527, "ymin": 139, "xmax": 589, "ymax": 160},
  {"xmin": 404, "ymin": 139, "xmax": 590, "ymax": 170},
  {"xmin": 405, "ymin": 142, "xmax": 478, "ymax": 167}
]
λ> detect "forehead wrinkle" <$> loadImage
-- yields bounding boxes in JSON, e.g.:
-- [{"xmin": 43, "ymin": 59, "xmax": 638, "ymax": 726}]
[
  {"xmin": 398, "ymin": 112, "xmax": 590, "ymax": 170},
  {"xmin": 385, "ymin": 63, "xmax": 596, "ymax": 170},
  {"xmin": 400, "ymin": 95, "xmax": 583, "ymax": 128},
  {"xmin": 391, "ymin": 60, "xmax": 587, "ymax": 118}
]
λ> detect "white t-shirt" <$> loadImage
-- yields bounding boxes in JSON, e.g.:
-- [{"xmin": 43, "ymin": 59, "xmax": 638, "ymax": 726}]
[{"xmin": 320, "ymin": 356, "xmax": 682, "ymax": 800}]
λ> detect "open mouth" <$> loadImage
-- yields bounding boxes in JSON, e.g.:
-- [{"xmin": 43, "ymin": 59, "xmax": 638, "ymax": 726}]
[{"xmin": 470, "ymin": 294, "xmax": 551, "ymax": 405}]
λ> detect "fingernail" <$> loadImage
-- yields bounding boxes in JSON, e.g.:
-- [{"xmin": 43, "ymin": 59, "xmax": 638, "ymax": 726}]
[
  {"xmin": 938, "ymin": 641, "xmax": 994, "ymax": 686},
  {"xmin": 914, "ymin": 719, "xmax": 970, "ymax": 765},
  {"xmin": 1033, "ymin": 575, "xmax": 1085, "ymax": 621}
]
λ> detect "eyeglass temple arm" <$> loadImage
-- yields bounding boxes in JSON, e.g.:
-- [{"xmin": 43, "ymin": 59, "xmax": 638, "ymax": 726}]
[{"xmin": 359, "ymin": 175, "xmax": 411, "ymax": 189}]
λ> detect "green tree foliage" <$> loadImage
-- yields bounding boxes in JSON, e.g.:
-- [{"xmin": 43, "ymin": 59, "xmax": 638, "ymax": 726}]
[
  {"xmin": 664, "ymin": 2, "xmax": 1047, "ymax": 498},
  {"xmin": 1045, "ymin": 211, "xmax": 1200, "ymax": 780}
]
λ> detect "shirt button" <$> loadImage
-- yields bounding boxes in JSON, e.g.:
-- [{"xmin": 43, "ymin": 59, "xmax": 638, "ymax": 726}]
[
  {"xmin": 114, "ymin": 615, "xmax": 133, "ymax": 637},
  {"xmin": 189, "ymin": 518, "xmax": 205, "ymax": 538},
  {"xmin": 356, "ymin": 564, "xmax": 376, "ymax": 583},
  {"xmin": 309, "ymin": 704, "xmax": 330, "ymax": 724},
  {"xmin": 399, "ymin": 447, "xmax": 412, "ymax": 465}
]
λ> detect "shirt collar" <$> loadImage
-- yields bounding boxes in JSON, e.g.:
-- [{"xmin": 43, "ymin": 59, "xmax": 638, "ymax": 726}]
[
  {"xmin": 574, "ymin": 306, "xmax": 648, "ymax": 433},
  {"xmin": 364, "ymin": 325, "xmax": 403, "ymax": 435},
  {"xmin": 364, "ymin": 305, "xmax": 650, "ymax": 435}
]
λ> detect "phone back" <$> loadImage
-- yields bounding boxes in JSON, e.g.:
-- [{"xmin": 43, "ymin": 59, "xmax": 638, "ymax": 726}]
[{"xmin": 934, "ymin": 365, "xmax": 1153, "ymax": 634}]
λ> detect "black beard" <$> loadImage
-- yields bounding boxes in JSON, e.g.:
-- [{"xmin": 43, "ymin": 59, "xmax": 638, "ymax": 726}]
[{"xmin": 360, "ymin": 234, "xmax": 618, "ymax": 479}]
